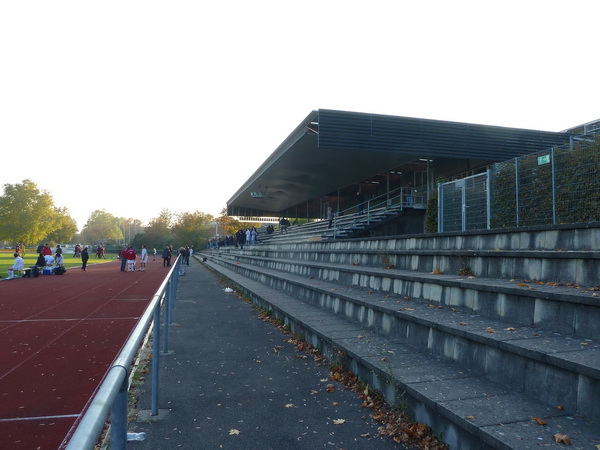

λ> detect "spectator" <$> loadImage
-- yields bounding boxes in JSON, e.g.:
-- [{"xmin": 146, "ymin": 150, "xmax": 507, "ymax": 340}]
[
  {"xmin": 7, "ymin": 253, "xmax": 25, "ymax": 279},
  {"xmin": 42, "ymin": 244, "xmax": 52, "ymax": 256},
  {"xmin": 81, "ymin": 246, "xmax": 89, "ymax": 271},
  {"xmin": 28, "ymin": 252, "xmax": 46, "ymax": 277},
  {"xmin": 35, "ymin": 253, "xmax": 46, "ymax": 267},
  {"xmin": 279, "ymin": 217, "xmax": 290, "ymax": 234},
  {"xmin": 119, "ymin": 246, "xmax": 127, "ymax": 272},
  {"xmin": 236, "ymin": 229, "xmax": 245, "ymax": 249},
  {"xmin": 55, "ymin": 244, "xmax": 63, "ymax": 258},
  {"xmin": 327, "ymin": 206, "xmax": 334, "ymax": 229},
  {"xmin": 152, "ymin": 247, "xmax": 157, "ymax": 261},
  {"xmin": 162, "ymin": 246, "xmax": 171, "ymax": 267}
]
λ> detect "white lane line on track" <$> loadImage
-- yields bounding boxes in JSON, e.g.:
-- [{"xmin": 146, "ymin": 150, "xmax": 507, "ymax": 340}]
[
  {"xmin": 0, "ymin": 317, "xmax": 141, "ymax": 324},
  {"xmin": 0, "ymin": 414, "xmax": 80, "ymax": 422}
]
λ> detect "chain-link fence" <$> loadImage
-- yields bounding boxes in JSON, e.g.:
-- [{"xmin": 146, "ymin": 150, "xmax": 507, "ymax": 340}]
[
  {"xmin": 439, "ymin": 135, "xmax": 600, "ymax": 232},
  {"xmin": 439, "ymin": 173, "xmax": 489, "ymax": 232}
]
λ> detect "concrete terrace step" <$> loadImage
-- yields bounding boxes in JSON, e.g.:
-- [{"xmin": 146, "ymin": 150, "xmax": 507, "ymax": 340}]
[
  {"xmin": 211, "ymin": 250, "xmax": 600, "ymax": 339},
  {"xmin": 202, "ymin": 252, "xmax": 600, "ymax": 420},
  {"xmin": 200, "ymin": 256, "xmax": 600, "ymax": 450},
  {"xmin": 230, "ymin": 245, "xmax": 600, "ymax": 286}
]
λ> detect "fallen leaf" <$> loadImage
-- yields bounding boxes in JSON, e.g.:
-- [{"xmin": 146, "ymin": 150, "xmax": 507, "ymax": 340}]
[
  {"xmin": 229, "ymin": 429, "xmax": 240, "ymax": 435},
  {"xmin": 532, "ymin": 416, "xmax": 547, "ymax": 425},
  {"xmin": 333, "ymin": 419, "xmax": 346, "ymax": 425},
  {"xmin": 517, "ymin": 283, "xmax": 528, "ymax": 287},
  {"xmin": 459, "ymin": 322, "xmax": 468, "ymax": 326},
  {"xmin": 466, "ymin": 415, "xmax": 475, "ymax": 420},
  {"xmin": 551, "ymin": 433, "xmax": 571, "ymax": 445},
  {"xmin": 327, "ymin": 384, "xmax": 335, "ymax": 392},
  {"xmin": 486, "ymin": 327, "xmax": 496, "ymax": 333},
  {"xmin": 285, "ymin": 404, "xmax": 294, "ymax": 408},
  {"xmin": 504, "ymin": 327, "xmax": 516, "ymax": 331}
]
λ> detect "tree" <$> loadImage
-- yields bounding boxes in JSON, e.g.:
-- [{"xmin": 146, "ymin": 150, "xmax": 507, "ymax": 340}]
[
  {"xmin": 142, "ymin": 209, "xmax": 174, "ymax": 250},
  {"xmin": 216, "ymin": 207, "xmax": 242, "ymax": 236},
  {"xmin": 172, "ymin": 211, "xmax": 214, "ymax": 249},
  {"xmin": 0, "ymin": 179, "xmax": 60, "ymax": 245},
  {"xmin": 45, "ymin": 207, "xmax": 78, "ymax": 244},
  {"xmin": 81, "ymin": 209, "xmax": 119, "ymax": 243},
  {"xmin": 116, "ymin": 217, "xmax": 143, "ymax": 244}
]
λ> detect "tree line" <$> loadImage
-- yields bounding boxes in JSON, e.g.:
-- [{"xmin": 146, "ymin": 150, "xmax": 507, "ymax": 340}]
[{"xmin": 0, "ymin": 179, "xmax": 242, "ymax": 252}]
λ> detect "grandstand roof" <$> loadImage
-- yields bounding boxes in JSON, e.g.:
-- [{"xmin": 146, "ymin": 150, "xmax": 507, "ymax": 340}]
[{"xmin": 227, "ymin": 109, "xmax": 572, "ymax": 217}]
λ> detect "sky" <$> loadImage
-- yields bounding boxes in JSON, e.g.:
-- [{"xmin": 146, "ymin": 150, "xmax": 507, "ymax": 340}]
[{"xmin": 1, "ymin": 0, "xmax": 599, "ymax": 231}]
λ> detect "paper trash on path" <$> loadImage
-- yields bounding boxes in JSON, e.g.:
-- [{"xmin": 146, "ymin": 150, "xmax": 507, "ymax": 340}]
[{"xmin": 224, "ymin": 288, "xmax": 233, "ymax": 292}]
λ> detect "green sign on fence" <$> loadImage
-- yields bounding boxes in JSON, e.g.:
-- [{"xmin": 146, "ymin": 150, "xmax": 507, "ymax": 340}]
[{"xmin": 538, "ymin": 154, "xmax": 551, "ymax": 165}]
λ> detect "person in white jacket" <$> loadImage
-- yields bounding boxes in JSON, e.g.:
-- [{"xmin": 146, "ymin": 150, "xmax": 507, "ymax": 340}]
[{"xmin": 7, "ymin": 253, "xmax": 25, "ymax": 279}]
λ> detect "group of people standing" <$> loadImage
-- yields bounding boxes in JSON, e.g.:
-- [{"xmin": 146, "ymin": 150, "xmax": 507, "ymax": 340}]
[
  {"xmin": 119, "ymin": 245, "xmax": 149, "ymax": 272},
  {"xmin": 208, "ymin": 227, "xmax": 259, "ymax": 250}
]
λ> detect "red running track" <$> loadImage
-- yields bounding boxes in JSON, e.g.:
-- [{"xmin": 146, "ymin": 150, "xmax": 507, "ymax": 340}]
[{"xmin": 0, "ymin": 258, "xmax": 171, "ymax": 449}]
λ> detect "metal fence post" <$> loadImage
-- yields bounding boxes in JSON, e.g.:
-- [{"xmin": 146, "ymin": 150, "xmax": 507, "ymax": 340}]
[
  {"xmin": 551, "ymin": 147, "xmax": 557, "ymax": 224},
  {"xmin": 515, "ymin": 157, "xmax": 520, "ymax": 226},
  {"xmin": 486, "ymin": 170, "xmax": 491, "ymax": 229},
  {"xmin": 437, "ymin": 183, "xmax": 443, "ymax": 232},
  {"xmin": 461, "ymin": 180, "xmax": 467, "ymax": 232}
]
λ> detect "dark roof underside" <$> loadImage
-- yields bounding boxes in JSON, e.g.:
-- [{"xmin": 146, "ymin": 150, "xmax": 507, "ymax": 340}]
[{"xmin": 227, "ymin": 109, "xmax": 571, "ymax": 217}]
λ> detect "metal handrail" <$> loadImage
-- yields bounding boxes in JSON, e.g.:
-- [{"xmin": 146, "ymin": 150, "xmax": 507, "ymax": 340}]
[
  {"xmin": 65, "ymin": 256, "xmax": 182, "ymax": 450},
  {"xmin": 337, "ymin": 185, "xmax": 426, "ymax": 219}
]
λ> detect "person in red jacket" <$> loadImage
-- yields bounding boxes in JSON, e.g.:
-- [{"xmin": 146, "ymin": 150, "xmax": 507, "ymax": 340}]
[
  {"xmin": 125, "ymin": 245, "xmax": 136, "ymax": 272},
  {"xmin": 42, "ymin": 244, "xmax": 52, "ymax": 256}
]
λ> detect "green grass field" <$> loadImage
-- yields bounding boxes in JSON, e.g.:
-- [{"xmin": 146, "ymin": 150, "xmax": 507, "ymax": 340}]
[{"xmin": 0, "ymin": 250, "xmax": 118, "ymax": 278}]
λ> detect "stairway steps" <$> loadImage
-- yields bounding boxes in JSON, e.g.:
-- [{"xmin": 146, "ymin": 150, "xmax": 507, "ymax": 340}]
[{"xmin": 201, "ymin": 254, "xmax": 600, "ymax": 449}]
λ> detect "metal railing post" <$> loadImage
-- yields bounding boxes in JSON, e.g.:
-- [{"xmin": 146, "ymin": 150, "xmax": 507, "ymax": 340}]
[
  {"xmin": 163, "ymin": 280, "xmax": 171, "ymax": 353},
  {"xmin": 151, "ymin": 303, "xmax": 161, "ymax": 416},
  {"xmin": 109, "ymin": 368, "xmax": 129, "ymax": 449}
]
